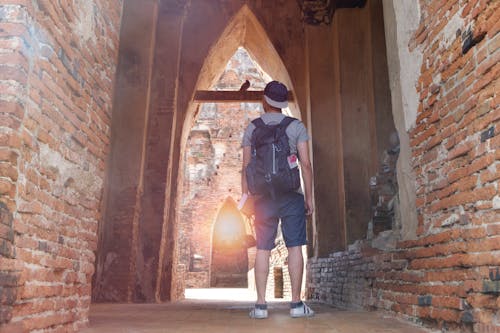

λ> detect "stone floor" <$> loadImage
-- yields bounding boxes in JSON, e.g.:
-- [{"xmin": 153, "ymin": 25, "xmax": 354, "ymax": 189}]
[{"xmin": 83, "ymin": 289, "xmax": 435, "ymax": 333}]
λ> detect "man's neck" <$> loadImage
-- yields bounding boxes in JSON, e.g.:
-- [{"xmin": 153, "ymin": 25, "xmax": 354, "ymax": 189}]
[{"xmin": 262, "ymin": 100, "xmax": 282, "ymax": 113}]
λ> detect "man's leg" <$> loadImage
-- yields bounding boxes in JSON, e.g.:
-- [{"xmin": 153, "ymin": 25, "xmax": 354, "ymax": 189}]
[
  {"xmin": 250, "ymin": 196, "xmax": 277, "ymax": 318},
  {"xmin": 287, "ymin": 245, "xmax": 303, "ymax": 302},
  {"xmin": 288, "ymin": 245, "xmax": 314, "ymax": 317},
  {"xmin": 255, "ymin": 249, "xmax": 271, "ymax": 304},
  {"xmin": 280, "ymin": 193, "xmax": 306, "ymax": 303},
  {"xmin": 280, "ymin": 193, "xmax": 314, "ymax": 317}
]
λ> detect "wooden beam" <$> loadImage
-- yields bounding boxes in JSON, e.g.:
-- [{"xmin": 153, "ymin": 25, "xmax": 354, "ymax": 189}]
[{"xmin": 193, "ymin": 90, "xmax": 294, "ymax": 103}]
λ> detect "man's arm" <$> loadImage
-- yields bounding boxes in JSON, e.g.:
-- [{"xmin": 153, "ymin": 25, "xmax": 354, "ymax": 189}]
[
  {"xmin": 297, "ymin": 141, "xmax": 313, "ymax": 215},
  {"xmin": 241, "ymin": 145, "xmax": 252, "ymax": 195}
]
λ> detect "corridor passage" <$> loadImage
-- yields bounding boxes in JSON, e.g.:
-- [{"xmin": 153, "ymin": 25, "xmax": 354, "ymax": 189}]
[{"xmin": 83, "ymin": 289, "xmax": 434, "ymax": 333}]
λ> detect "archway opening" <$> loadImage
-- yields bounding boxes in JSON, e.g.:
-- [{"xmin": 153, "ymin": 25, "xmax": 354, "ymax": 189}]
[
  {"xmin": 179, "ymin": 46, "xmax": 297, "ymax": 300},
  {"xmin": 174, "ymin": 5, "xmax": 305, "ymax": 301}
]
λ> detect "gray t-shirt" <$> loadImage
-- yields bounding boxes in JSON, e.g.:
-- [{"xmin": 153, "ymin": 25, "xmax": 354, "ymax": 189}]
[{"xmin": 241, "ymin": 113, "xmax": 309, "ymax": 154}]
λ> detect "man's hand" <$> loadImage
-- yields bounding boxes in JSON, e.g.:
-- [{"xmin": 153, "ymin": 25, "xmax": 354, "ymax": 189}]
[
  {"xmin": 297, "ymin": 141, "xmax": 314, "ymax": 216},
  {"xmin": 305, "ymin": 197, "xmax": 314, "ymax": 215}
]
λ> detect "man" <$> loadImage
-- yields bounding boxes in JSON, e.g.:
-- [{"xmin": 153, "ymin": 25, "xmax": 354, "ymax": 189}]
[{"xmin": 241, "ymin": 80, "xmax": 314, "ymax": 319}]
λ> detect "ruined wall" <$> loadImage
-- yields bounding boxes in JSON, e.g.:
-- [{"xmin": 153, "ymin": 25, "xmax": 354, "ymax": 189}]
[
  {"xmin": 308, "ymin": 0, "xmax": 499, "ymax": 332},
  {"xmin": 0, "ymin": 0, "xmax": 122, "ymax": 331}
]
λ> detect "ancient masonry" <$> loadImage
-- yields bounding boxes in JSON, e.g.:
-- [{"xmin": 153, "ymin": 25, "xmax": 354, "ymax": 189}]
[
  {"xmin": 0, "ymin": 0, "xmax": 498, "ymax": 332},
  {"xmin": 308, "ymin": 1, "xmax": 499, "ymax": 332},
  {"xmin": 0, "ymin": 1, "xmax": 122, "ymax": 331}
]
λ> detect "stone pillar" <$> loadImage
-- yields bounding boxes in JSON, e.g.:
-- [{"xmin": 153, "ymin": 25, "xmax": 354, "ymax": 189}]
[
  {"xmin": 144, "ymin": 0, "xmax": 186, "ymax": 302},
  {"xmin": 337, "ymin": 6, "xmax": 379, "ymax": 244},
  {"xmin": 307, "ymin": 22, "xmax": 347, "ymax": 256},
  {"xmin": 93, "ymin": 0, "xmax": 157, "ymax": 302},
  {"xmin": 308, "ymin": 2, "xmax": 396, "ymax": 255}
]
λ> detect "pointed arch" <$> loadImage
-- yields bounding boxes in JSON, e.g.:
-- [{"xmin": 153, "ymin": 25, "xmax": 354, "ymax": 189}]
[
  {"xmin": 197, "ymin": 5, "xmax": 297, "ymax": 98},
  {"xmin": 182, "ymin": 5, "xmax": 301, "ymax": 143},
  {"xmin": 179, "ymin": 5, "xmax": 302, "ymax": 188}
]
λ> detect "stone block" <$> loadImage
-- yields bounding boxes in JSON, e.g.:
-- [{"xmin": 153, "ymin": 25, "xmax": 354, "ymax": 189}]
[
  {"xmin": 418, "ymin": 295, "xmax": 432, "ymax": 306},
  {"xmin": 461, "ymin": 310, "xmax": 474, "ymax": 324},
  {"xmin": 0, "ymin": 286, "xmax": 17, "ymax": 304},
  {"xmin": 0, "ymin": 305, "xmax": 12, "ymax": 324},
  {"xmin": 0, "ymin": 202, "xmax": 13, "ymax": 228},
  {"xmin": 482, "ymin": 280, "xmax": 500, "ymax": 294},
  {"xmin": 489, "ymin": 267, "xmax": 500, "ymax": 281},
  {"xmin": 0, "ymin": 240, "xmax": 14, "ymax": 258}
]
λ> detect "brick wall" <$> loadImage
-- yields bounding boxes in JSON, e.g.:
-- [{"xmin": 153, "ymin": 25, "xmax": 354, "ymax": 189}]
[
  {"xmin": 308, "ymin": 0, "xmax": 499, "ymax": 332},
  {"xmin": 0, "ymin": 1, "xmax": 122, "ymax": 331}
]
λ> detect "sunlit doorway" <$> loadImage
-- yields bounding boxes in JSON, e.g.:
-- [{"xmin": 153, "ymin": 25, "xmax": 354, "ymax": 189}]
[{"xmin": 210, "ymin": 197, "xmax": 248, "ymax": 287}]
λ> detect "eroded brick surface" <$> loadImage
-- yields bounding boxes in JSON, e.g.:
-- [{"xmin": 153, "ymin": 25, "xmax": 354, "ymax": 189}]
[
  {"xmin": 308, "ymin": 1, "xmax": 499, "ymax": 331},
  {"xmin": 0, "ymin": 1, "xmax": 122, "ymax": 331}
]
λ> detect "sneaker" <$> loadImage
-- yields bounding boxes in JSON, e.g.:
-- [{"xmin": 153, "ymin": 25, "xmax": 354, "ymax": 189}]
[
  {"xmin": 290, "ymin": 301, "xmax": 314, "ymax": 318},
  {"xmin": 249, "ymin": 304, "xmax": 268, "ymax": 319}
]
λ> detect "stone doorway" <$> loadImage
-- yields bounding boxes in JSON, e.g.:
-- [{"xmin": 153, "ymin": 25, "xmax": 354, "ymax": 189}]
[
  {"xmin": 178, "ymin": 45, "xmax": 294, "ymax": 295},
  {"xmin": 178, "ymin": 46, "xmax": 267, "ymax": 290},
  {"xmin": 176, "ymin": 6, "xmax": 304, "ymax": 298}
]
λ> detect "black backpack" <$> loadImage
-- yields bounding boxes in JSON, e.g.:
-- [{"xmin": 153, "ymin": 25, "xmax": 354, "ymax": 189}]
[{"xmin": 246, "ymin": 116, "xmax": 301, "ymax": 199}]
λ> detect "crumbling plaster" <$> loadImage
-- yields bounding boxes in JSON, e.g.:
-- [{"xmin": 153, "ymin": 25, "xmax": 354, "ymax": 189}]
[{"xmin": 382, "ymin": 0, "xmax": 422, "ymax": 240}]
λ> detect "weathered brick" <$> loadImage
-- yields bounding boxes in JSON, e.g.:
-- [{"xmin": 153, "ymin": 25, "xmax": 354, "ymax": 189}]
[
  {"xmin": 447, "ymin": 140, "xmax": 475, "ymax": 160},
  {"xmin": 0, "ymin": 223, "xmax": 14, "ymax": 242},
  {"xmin": 0, "ymin": 239, "xmax": 14, "ymax": 258},
  {"xmin": 432, "ymin": 295, "xmax": 463, "ymax": 310},
  {"xmin": 446, "ymin": 166, "xmax": 468, "ymax": 184},
  {"xmin": 0, "ymin": 0, "xmax": 121, "ymax": 328},
  {"xmin": 430, "ymin": 307, "xmax": 461, "ymax": 322},
  {"xmin": 486, "ymin": 224, "xmax": 500, "ymax": 236},
  {"xmin": 475, "ymin": 323, "xmax": 500, "ymax": 333}
]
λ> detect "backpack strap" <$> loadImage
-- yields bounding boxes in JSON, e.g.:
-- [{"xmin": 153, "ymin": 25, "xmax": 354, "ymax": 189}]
[
  {"xmin": 250, "ymin": 116, "xmax": 297, "ymax": 145},
  {"xmin": 251, "ymin": 118, "xmax": 266, "ymax": 128},
  {"xmin": 275, "ymin": 116, "xmax": 297, "ymax": 138},
  {"xmin": 252, "ymin": 116, "xmax": 296, "ymax": 128},
  {"xmin": 279, "ymin": 116, "xmax": 297, "ymax": 129}
]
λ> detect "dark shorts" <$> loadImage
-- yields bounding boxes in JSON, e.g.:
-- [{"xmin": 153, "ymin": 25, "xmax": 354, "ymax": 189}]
[{"xmin": 253, "ymin": 192, "xmax": 307, "ymax": 250}]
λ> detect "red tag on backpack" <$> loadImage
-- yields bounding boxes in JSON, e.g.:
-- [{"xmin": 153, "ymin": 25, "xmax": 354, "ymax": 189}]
[{"xmin": 287, "ymin": 154, "xmax": 298, "ymax": 169}]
